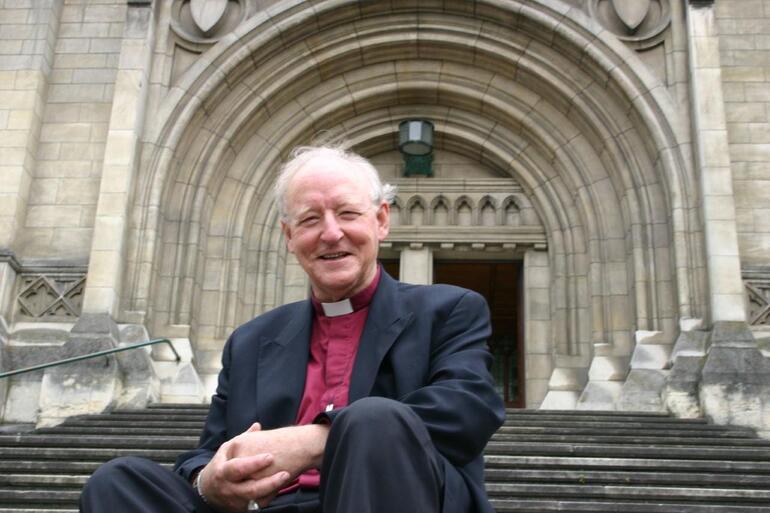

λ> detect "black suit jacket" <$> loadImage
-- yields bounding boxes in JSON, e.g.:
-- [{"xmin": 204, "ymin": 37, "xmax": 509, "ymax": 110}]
[{"xmin": 175, "ymin": 271, "xmax": 505, "ymax": 512}]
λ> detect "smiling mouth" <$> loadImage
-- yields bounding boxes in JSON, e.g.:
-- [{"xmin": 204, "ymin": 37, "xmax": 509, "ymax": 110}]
[{"xmin": 319, "ymin": 252, "xmax": 349, "ymax": 260}]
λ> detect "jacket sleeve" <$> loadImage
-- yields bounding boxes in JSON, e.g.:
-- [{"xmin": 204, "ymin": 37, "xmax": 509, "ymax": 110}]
[
  {"xmin": 404, "ymin": 289, "xmax": 505, "ymax": 465},
  {"xmin": 322, "ymin": 289, "xmax": 505, "ymax": 467},
  {"xmin": 173, "ymin": 335, "xmax": 233, "ymax": 481}
]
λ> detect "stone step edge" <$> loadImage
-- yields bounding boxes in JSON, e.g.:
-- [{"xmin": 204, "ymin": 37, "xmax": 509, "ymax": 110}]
[{"xmin": 489, "ymin": 498, "xmax": 770, "ymax": 512}]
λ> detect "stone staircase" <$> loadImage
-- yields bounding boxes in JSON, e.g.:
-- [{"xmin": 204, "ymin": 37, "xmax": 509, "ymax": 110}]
[{"xmin": 0, "ymin": 406, "xmax": 769, "ymax": 512}]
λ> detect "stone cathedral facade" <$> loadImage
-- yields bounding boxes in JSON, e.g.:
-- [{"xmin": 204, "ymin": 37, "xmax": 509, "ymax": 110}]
[{"xmin": 0, "ymin": 0, "xmax": 769, "ymax": 434}]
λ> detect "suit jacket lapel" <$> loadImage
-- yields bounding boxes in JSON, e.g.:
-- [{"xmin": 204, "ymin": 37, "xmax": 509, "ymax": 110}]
[
  {"xmin": 349, "ymin": 272, "xmax": 414, "ymax": 402},
  {"xmin": 255, "ymin": 301, "xmax": 312, "ymax": 428}
]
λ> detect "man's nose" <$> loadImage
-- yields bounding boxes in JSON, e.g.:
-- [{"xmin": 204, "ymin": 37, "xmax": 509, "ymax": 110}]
[{"xmin": 320, "ymin": 212, "xmax": 343, "ymax": 242}]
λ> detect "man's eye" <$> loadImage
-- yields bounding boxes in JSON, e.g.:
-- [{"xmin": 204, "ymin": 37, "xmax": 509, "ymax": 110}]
[
  {"xmin": 339, "ymin": 211, "xmax": 360, "ymax": 220},
  {"xmin": 299, "ymin": 216, "xmax": 319, "ymax": 225}
]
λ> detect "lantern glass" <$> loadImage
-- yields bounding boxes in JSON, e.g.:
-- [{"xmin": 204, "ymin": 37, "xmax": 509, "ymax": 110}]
[{"xmin": 399, "ymin": 120, "xmax": 434, "ymax": 156}]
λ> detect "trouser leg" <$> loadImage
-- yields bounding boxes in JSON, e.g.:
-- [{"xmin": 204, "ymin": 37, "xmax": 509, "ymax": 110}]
[
  {"xmin": 79, "ymin": 456, "xmax": 211, "ymax": 513},
  {"xmin": 319, "ymin": 397, "xmax": 449, "ymax": 513}
]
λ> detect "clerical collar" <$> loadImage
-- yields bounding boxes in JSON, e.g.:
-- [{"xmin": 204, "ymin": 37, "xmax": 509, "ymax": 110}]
[
  {"xmin": 312, "ymin": 266, "xmax": 381, "ymax": 317},
  {"xmin": 320, "ymin": 299, "xmax": 353, "ymax": 317}
]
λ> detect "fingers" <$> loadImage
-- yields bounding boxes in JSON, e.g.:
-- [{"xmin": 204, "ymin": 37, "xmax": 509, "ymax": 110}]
[
  {"xmin": 220, "ymin": 452, "xmax": 277, "ymax": 483},
  {"xmin": 246, "ymin": 422, "xmax": 262, "ymax": 433},
  {"xmin": 247, "ymin": 470, "xmax": 291, "ymax": 501},
  {"xmin": 202, "ymin": 452, "xmax": 289, "ymax": 512}
]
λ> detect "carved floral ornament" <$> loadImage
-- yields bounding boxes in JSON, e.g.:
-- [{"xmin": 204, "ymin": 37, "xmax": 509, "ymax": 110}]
[{"xmin": 588, "ymin": 0, "xmax": 671, "ymax": 46}]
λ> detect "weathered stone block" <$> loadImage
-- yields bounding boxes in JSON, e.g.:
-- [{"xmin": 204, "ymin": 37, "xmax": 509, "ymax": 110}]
[
  {"xmin": 115, "ymin": 324, "xmax": 159, "ymax": 409},
  {"xmin": 630, "ymin": 343, "xmax": 672, "ymax": 370},
  {"xmin": 3, "ymin": 375, "xmax": 42, "ymax": 423},
  {"xmin": 670, "ymin": 329, "xmax": 710, "ymax": 361},
  {"xmin": 37, "ymin": 313, "xmax": 121, "ymax": 427},
  {"xmin": 539, "ymin": 390, "xmax": 579, "ymax": 410},
  {"xmin": 153, "ymin": 361, "xmax": 206, "ymax": 404},
  {"xmin": 618, "ymin": 369, "xmax": 667, "ymax": 412},
  {"xmin": 699, "ymin": 322, "xmax": 770, "ymax": 430},
  {"xmin": 547, "ymin": 367, "xmax": 587, "ymax": 391},
  {"xmin": 576, "ymin": 381, "xmax": 623, "ymax": 410}
]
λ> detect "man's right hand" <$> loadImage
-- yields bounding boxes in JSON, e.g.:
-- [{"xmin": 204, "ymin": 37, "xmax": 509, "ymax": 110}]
[{"xmin": 197, "ymin": 438, "xmax": 291, "ymax": 513}]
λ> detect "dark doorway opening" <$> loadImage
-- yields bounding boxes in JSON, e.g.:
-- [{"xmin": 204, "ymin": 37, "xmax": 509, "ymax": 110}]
[{"xmin": 434, "ymin": 261, "xmax": 524, "ymax": 407}]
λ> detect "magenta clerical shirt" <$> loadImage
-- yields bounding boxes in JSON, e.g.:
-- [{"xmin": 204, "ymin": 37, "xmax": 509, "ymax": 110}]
[{"xmin": 284, "ymin": 267, "xmax": 381, "ymax": 492}]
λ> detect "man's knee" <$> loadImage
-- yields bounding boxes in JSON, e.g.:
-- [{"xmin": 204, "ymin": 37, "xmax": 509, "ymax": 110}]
[
  {"xmin": 321, "ymin": 398, "xmax": 446, "ymax": 511},
  {"xmin": 331, "ymin": 397, "xmax": 425, "ymax": 446}
]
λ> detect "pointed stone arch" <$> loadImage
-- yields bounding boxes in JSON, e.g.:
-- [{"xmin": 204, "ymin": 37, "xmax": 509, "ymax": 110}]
[
  {"xmin": 122, "ymin": 0, "xmax": 704, "ymax": 386},
  {"xmin": 430, "ymin": 195, "xmax": 451, "ymax": 226},
  {"xmin": 404, "ymin": 196, "xmax": 428, "ymax": 227}
]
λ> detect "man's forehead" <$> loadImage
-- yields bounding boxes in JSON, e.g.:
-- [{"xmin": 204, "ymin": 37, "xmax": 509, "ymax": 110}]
[
  {"xmin": 288, "ymin": 158, "xmax": 369, "ymax": 192},
  {"xmin": 285, "ymin": 162, "xmax": 372, "ymax": 210}
]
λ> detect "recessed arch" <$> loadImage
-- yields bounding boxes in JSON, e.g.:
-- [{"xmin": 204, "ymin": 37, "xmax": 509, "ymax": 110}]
[{"xmin": 124, "ymin": 0, "xmax": 704, "ymax": 380}]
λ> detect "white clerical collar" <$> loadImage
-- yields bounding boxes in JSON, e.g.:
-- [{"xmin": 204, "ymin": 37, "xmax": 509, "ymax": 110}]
[{"xmin": 320, "ymin": 298, "xmax": 354, "ymax": 317}]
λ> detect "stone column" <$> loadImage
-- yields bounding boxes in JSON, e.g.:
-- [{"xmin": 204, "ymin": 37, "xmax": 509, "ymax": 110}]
[
  {"xmin": 0, "ymin": 1, "xmax": 62, "ymax": 250},
  {"xmin": 0, "ymin": 301, "xmax": 8, "ymax": 421},
  {"xmin": 688, "ymin": 0, "xmax": 745, "ymax": 323},
  {"xmin": 82, "ymin": 1, "xmax": 155, "ymax": 315},
  {"xmin": 0, "ymin": 252, "xmax": 17, "ymax": 419},
  {"xmin": 522, "ymin": 249, "xmax": 555, "ymax": 408},
  {"xmin": 399, "ymin": 244, "xmax": 433, "ymax": 285},
  {"xmin": 0, "ymin": 252, "xmax": 20, "ymax": 323},
  {"xmin": 683, "ymin": 0, "xmax": 770, "ymax": 431}
]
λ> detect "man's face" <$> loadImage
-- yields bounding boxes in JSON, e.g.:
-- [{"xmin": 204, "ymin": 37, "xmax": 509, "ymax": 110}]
[{"xmin": 281, "ymin": 158, "xmax": 390, "ymax": 302}]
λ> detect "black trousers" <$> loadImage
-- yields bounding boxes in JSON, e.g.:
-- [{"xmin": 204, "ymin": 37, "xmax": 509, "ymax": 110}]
[{"xmin": 79, "ymin": 397, "xmax": 470, "ymax": 513}]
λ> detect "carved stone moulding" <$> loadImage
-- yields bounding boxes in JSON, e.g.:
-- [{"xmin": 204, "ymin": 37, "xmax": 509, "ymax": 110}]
[
  {"xmin": 170, "ymin": 0, "xmax": 255, "ymax": 45},
  {"xmin": 588, "ymin": 0, "xmax": 671, "ymax": 49}
]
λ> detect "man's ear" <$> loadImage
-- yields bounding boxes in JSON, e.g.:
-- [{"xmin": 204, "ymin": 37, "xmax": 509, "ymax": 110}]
[
  {"xmin": 281, "ymin": 220, "xmax": 295, "ymax": 253},
  {"xmin": 376, "ymin": 202, "xmax": 390, "ymax": 241}
]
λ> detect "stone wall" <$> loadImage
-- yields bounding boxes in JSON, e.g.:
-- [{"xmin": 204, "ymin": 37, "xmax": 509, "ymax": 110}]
[
  {"xmin": 0, "ymin": 0, "xmax": 769, "ymax": 426},
  {"xmin": 718, "ymin": 0, "xmax": 770, "ymax": 265},
  {"xmin": 0, "ymin": 1, "xmax": 62, "ymax": 253},
  {"xmin": 15, "ymin": 1, "xmax": 125, "ymax": 262}
]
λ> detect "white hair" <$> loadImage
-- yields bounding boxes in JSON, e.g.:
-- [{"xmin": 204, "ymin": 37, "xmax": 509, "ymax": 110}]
[{"xmin": 274, "ymin": 145, "xmax": 397, "ymax": 220}]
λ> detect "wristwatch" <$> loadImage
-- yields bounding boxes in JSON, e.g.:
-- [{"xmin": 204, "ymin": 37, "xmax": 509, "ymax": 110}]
[{"xmin": 193, "ymin": 469, "xmax": 209, "ymax": 504}]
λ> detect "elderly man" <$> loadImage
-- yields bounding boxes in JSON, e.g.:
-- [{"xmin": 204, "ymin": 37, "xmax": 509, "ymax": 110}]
[{"xmin": 80, "ymin": 146, "xmax": 505, "ymax": 513}]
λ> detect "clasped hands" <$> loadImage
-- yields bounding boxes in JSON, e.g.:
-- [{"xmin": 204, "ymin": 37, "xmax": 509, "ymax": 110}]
[{"xmin": 196, "ymin": 422, "xmax": 329, "ymax": 512}]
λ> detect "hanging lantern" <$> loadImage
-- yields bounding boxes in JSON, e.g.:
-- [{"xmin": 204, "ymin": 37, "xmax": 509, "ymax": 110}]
[{"xmin": 398, "ymin": 120, "xmax": 434, "ymax": 177}]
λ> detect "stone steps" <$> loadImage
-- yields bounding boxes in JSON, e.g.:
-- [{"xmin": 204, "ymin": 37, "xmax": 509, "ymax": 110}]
[
  {"xmin": 485, "ymin": 454, "xmax": 770, "ymax": 473},
  {"xmin": 1, "ymin": 406, "xmax": 769, "ymax": 512},
  {"xmin": 491, "ymin": 433, "xmax": 770, "ymax": 445},
  {"xmin": 484, "ymin": 468, "xmax": 770, "ymax": 488},
  {"xmin": 485, "ymin": 441, "xmax": 770, "ymax": 460},
  {"xmin": 491, "ymin": 499, "xmax": 770, "ymax": 512}
]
